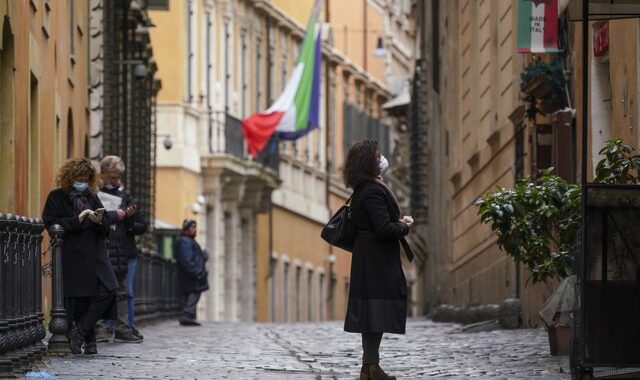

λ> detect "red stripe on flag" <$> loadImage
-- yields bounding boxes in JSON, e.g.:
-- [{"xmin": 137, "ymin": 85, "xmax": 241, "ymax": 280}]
[
  {"xmin": 241, "ymin": 111, "xmax": 285, "ymax": 157},
  {"xmin": 543, "ymin": 0, "xmax": 558, "ymax": 49}
]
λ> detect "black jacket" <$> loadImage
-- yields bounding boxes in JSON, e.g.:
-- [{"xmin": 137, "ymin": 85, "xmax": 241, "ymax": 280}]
[
  {"xmin": 42, "ymin": 188, "xmax": 118, "ymax": 297},
  {"xmin": 344, "ymin": 180, "xmax": 409, "ymax": 334},
  {"xmin": 174, "ymin": 235, "xmax": 209, "ymax": 294},
  {"xmin": 100, "ymin": 187, "xmax": 148, "ymax": 275}
]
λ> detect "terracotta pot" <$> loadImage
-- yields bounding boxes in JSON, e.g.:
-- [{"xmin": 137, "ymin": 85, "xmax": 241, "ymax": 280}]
[{"xmin": 547, "ymin": 325, "xmax": 571, "ymax": 356}]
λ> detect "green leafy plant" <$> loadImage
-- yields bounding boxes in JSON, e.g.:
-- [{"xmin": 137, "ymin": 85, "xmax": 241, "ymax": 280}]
[
  {"xmin": 475, "ymin": 140, "xmax": 640, "ymax": 284},
  {"xmin": 594, "ymin": 139, "xmax": 640, "ymax": 184},
  {"xmin": 520, "ymin": 59, "xmax": 567, "ymax": 120},
  {"xmin": 474, "ymin": 170, "xmax": 580, "ymax": 283}
]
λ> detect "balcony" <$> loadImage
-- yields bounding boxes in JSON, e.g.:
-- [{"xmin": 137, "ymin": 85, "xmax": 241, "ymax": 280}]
[{"xmin": 201, "ymin": 113, "xmax": 281, "ymax": 211}]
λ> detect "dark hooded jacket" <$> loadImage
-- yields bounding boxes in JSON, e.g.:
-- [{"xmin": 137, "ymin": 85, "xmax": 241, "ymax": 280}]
[
  {"xmin": 100, "ymin": 186, "xmax": 148, "ymax": 275},
  {"xmin": 344, "ymin": 180, "xmax": 409, "ymax": 334},
  {"xmin": 174, "ymin": 235, "xmax": 209, "ymax": 294}
]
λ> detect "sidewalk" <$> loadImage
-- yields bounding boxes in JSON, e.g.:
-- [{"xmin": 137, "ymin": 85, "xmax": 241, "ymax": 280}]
[{"xmin": 36, "ymin": 318, "xmax": 569, "ymax": 379}]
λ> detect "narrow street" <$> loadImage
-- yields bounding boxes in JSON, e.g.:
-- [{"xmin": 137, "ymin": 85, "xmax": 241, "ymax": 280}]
[{"xmin": 40, "ymin": 319, "xmax": 569, "ymax": 379}]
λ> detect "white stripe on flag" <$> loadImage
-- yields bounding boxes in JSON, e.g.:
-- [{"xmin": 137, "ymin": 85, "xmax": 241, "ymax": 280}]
[
  {"xmin": 530, "ymin": 3, "xmax": 545, "ymax": 53},
  {"xmin": 267, "ymin": 63, "xmax": 304, "ymax": 113}
]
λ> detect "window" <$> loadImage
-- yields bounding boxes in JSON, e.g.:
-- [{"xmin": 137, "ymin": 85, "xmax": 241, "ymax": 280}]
[
  {"xmin": 283, "ymin": 262, "xmax": 289, "ymax": 322},
  {"xmin": 69, "ymin": 0, "xmax": 75, "ymax": 56},
  {"xmin": 186, "ymin": 0, "xmax": 194, "ymax": 103},
  {"xmin": 148, "ymin": 0, "xmax": 170, "ymax": 10},
  {"xmin": 224, "ymin": 22, "xmax": 230, "ymax": 111},
  {"xmin": 28, "ymin": 74, "xmax": 39, "ymax": 216},
  {"xmin": 281, "ymin": 34, "xmax": 288, "ymax": 92},
  {"xmin": 241, "ymin": 33, "xmax": 247, "ymax": 117},
  {"xmin": 67, "ymin": 109, "xmax": 74, "ymax": 158},
  {"xmin": 268, "ymin": 20, "xmax": 275, "ymax": 104},
  {"xmin": 432, "ymin": 0, "xmax": 440, "ymax": 92},
  {"xmin": 256, "ymin": 37, "xmax": 263, "ymax": 111}
]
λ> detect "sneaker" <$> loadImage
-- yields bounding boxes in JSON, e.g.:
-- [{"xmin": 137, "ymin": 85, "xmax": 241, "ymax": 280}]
[
  {"xmin": 130, "ymin": 326, "xmax": 144, "ymax": 340},
  {"xmin": 113, "ymin": 328, "xmax": 143, "ymax": 343},
  {"xmin": 178, "ymin": 318, "xmax": 201, "ymax": 326},
  {"xmin": 94, "ymin": 326, "xmax": 113, "ymax": 343}
]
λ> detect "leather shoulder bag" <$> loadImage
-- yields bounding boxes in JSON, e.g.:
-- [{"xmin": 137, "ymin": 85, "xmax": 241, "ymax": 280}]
[{"xmin": 320, "ymin": 196, "xmax": 356, "ymax": 252}]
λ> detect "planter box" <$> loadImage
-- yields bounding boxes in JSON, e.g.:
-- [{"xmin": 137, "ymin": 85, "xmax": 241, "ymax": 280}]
[{"xmin": 547, "ymin": 325, "xmax": 571, "ymax": 356}]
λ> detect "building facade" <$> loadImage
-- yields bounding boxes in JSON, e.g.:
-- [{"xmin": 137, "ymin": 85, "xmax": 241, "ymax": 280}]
[
  {"xmin": 150, "ymin": 0, "xmax": 417, "ymax": 322},
  {"xmin": 0, "ymin": 0, "xmax": 91, "ymax": 315}
]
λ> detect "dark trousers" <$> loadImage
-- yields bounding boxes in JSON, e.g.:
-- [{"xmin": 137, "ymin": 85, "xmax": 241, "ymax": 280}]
[
  {"xmin": 362, "ymin": 332, "xmax": 383, "ymax": 364},
  {"xmin": 182, "ymin": 292, "xmax": 201, "ymax": 320},
  {"xmin": 68, "ymin": 280, "xmax": 115, "ymax": 338}
]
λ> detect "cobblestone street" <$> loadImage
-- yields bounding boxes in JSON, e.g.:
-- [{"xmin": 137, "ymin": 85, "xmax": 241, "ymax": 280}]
[{"xmin": 38, "ymin": 318, "xmax": 570, "ymax": 379}]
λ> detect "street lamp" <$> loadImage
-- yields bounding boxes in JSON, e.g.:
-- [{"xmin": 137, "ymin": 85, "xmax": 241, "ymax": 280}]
[
  {"xmin": 117, "ymin": 60, "xmax": 148, "ymax": 79},
  {"xmin": 373, "ymin": 36, "xmax": 387, "ymax": 58}
]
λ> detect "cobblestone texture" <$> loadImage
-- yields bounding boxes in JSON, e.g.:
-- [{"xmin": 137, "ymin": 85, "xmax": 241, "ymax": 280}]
[{"xmin": 36, "ymin": 318, "xmax": 570, "ymax": 379}]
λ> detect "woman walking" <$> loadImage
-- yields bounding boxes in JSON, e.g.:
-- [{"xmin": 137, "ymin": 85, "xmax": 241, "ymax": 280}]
[
  {"xmin": 42, "ymin": 158, "xmax": 118, "ymax": 354},
  {"xmin": 342, "ymin": 140, "xmax": 413, "ymax": 380}
]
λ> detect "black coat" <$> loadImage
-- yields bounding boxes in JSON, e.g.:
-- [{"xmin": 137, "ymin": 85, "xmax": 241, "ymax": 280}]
[
  {"xmin": 174, "ymin": 235, "xmax": 209, "ymax": 294},
  {"xmin": 344, "ymin": 180, "xmax": 409, "ymax": 334},
  {"xmin": 42, "ymin": 188, "xmax": 119, "ymax": 297},
  {"xmin": 100, "ymin": 187, "xmax": 148, "ymax": 275}
]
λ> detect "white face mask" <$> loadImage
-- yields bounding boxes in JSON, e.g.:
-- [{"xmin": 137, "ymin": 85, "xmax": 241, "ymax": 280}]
[{"xmin": 379, "ymin": 155, "xmax": 389, "ymax": 176}]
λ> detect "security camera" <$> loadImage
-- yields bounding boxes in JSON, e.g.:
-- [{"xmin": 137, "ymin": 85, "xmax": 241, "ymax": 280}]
[
  {"xmin": 162, "ymin": 135, "xmax": 173, "ymax": 150},
  {"xmin": 133, "ymin": 63, "xmax": 148, "ymax": 79}
]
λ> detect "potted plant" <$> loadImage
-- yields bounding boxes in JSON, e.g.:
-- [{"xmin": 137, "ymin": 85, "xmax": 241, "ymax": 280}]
[
  {"xmin": 520, "ymin": 59, "xmax": 568, "ymax": 120},
  {"xmin": 474, "ymin": 139, "xmax": 640, "ymax": 355}
]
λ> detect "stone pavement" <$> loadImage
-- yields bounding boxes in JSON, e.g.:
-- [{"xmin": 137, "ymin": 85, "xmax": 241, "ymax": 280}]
[{"xmin": 36, "ymin": 318, "xmax": 570, "ymax": 379}]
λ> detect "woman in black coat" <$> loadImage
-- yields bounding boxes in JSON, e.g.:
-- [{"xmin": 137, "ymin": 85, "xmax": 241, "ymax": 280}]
[
  {"xmin": 42, "ymin": 158, "xmax": 118, "ymax": 355},
  {"xmin": 343, "ymin": 140, "xmax": 413, "ymax": 380}
]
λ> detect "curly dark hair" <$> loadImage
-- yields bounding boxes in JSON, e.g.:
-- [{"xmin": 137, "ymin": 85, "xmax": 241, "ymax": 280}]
[
  {"xmin": 343, "ymin": 139, "xmax": 380, "ymax": 189},
  {"xmin": 55, "ymin": 158, "xmax": 99, "ymax": 193}
]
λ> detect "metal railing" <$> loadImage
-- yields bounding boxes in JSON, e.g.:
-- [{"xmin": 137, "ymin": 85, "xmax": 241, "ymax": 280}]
[
  {"xmin": 0, "ymin": 216, "xmax": 182, "ymax": 376},
  {"xmin": 0, "ymin": 214, "xmax": 47, "ymax": 377},
  {"xmin": 134, "ymin": 248, "xmax": 181, "ymax": 323},
  {"xmin": 225, "ymin": 113, "xmax": 246, "ymax": 159}
]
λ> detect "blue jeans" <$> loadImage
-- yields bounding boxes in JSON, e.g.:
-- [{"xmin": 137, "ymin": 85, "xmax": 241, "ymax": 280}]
[{"xmin": 126, "ymin": 258, "xmax": 137, "ymax": 328}]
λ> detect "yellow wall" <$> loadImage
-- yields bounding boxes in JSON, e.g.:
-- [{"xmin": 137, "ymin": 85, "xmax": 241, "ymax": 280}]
[
  {"xmin": 155, "ymin": 167, "xmax": 201, "ymax": 227},
  {"xmin": 149, "ymin": 4, "xmax": 185, "ymax": 103},
  {"xmin": 272, "ymin": 0, "xmax": 315, "ymax": 26}
]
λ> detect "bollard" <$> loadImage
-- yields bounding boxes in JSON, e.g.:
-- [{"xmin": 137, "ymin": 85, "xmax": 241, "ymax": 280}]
[{"xmin": 46, "ymin": 225, "xmax": 70, "ymax": 356}]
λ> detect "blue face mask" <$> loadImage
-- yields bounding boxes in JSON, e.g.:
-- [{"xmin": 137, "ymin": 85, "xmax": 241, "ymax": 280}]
[{"xmin": 72, "ymin": 181, "xmax": 89, "ymax": 192}]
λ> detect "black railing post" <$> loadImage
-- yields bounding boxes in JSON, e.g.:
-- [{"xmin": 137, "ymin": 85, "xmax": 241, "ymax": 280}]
[
  {"xmin": 32, "ymin": 219, "xmax": 46, "ymax": 360},
  {"xmin": 47, "ymin": 225, "xmax": 69, "ymax": 356},
  {"xmin": 0, "ymin": 213, "xmax": 13, "ymax": 377},
  {"xmin": 5, "ymin": 214, "xmax": 21, "ymax": 372}
]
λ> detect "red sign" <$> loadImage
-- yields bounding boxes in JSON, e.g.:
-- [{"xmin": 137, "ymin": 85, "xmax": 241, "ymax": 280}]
[{"xmin": 593, "ymin": 22, "xmax": 609, "ymax": 57}]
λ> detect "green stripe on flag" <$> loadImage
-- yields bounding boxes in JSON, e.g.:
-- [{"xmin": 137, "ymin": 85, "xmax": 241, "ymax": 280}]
[
  {"xmin": 293, "ymin": 13, "xmax": 318, "ymax": 131},
  {"xmin": 517, "ymin": 0, "xmax": 532, "ymax": 50}
]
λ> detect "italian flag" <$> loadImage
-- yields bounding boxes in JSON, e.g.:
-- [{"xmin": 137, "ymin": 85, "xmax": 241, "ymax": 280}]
[
  {"xmin": 242, "ymin": 1, "xmax": 323, "ymax": 157},
  {"xmin": 517, "ymin": 0, "xmax": 560, "ymax": 53}
]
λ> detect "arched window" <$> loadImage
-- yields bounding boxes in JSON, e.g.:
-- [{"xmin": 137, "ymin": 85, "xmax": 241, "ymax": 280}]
[{"xmin": 0, "ymin": 18, "xmax": 15, "ymax": 211}]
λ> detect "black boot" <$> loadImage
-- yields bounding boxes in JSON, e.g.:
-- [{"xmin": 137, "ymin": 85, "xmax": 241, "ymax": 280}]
[
  {"xmin": 360, "ymin": 363, "xmax": 396, "ymax": 380},
  {"xmin": 84, "ymin": 329, "xmax": 97, "ymax": 355},
  {"xmin": 68, "ymin": 323, "xmax": 84, "ymax": 355}
]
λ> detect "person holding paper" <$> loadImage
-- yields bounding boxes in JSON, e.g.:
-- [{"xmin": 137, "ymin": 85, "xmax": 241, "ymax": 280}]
[
  {"xmin": 95, "ymin": 155, "xmax": 148, "ymax": 343},
  {"xmin": 42, "ymin": 158, "xmax": 118, "ymax": 355}
]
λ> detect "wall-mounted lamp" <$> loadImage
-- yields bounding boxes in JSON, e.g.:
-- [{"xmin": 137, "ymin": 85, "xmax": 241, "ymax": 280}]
[{"xmin": 373, "ymin": 36, "xmax": 387, "ymax": 58}]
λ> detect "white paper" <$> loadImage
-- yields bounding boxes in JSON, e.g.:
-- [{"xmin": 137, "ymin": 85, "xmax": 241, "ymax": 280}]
[{"xmin": 98, "ymin": 191, "xmax": 123, "ymax": 211}]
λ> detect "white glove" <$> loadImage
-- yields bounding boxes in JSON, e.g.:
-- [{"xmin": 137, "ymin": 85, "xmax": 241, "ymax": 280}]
[
  {"xmin": 88, "ymin": 210, "xmax": 103, "ymax": 224},
  {"xmin": 78, "ymin": 209, "xmax": 93, "ymax": 223}
]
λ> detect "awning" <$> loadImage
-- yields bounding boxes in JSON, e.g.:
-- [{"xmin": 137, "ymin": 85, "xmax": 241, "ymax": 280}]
[{"xmin": 382, "ymin": 83, "xmax": 410, "ymax": 110}]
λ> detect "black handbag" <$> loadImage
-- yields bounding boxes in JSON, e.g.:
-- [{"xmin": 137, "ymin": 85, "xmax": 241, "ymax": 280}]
[{"xmin": 321, "ymin": 197, "xmax": 356, "ymax": 252}]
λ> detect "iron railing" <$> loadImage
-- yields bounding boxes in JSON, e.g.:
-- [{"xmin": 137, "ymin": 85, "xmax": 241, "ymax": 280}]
[
  {"xmin": 0, "ymin": 215, "xmax": 181, "ymax": 376},
  {"xmin": 225, "ymin": 113, "xmax": 246, "ymax": 159},
  {"xmin": 0, "ymin": 214, "xmax": 46, "ymax": 377}
]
